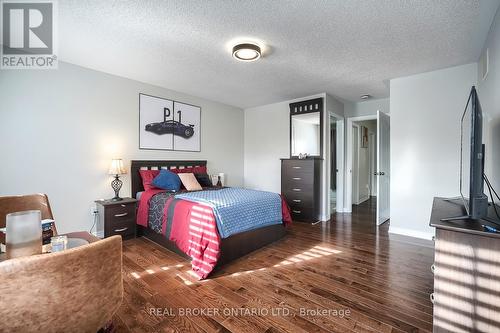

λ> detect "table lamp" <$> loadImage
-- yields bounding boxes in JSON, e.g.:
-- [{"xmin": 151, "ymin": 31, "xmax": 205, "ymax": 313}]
[{"xmin": 109, "ymin": 159, "xmax": 126, "ymax": 201}]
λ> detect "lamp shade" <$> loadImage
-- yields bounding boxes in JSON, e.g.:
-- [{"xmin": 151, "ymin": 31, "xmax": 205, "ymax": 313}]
[{"xmin": 108, "ymin": 159, "xmax": 126, "ymax": 175}]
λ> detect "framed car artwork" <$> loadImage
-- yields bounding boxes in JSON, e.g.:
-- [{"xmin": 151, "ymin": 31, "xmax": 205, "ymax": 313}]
[{"xmin": 139, "ymin": 93, "xmax": 201, "ymax": 151}]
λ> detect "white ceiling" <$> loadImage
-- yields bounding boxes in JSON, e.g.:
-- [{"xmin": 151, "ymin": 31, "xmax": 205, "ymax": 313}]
[{"xmin": 59, "ymin": 0, "xmax": 500, "ymax": 109}]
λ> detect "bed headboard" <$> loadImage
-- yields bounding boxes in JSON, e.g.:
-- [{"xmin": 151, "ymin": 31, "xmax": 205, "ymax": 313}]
[{"xmin": 130, "ymin": 160, "xmax": 207, "ymax": 198}]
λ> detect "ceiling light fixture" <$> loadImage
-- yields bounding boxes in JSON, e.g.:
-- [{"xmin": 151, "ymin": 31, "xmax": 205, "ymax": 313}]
[
  {"xmin": 360, "ymin": 94, "xmax": 371, "ymax": 100},
  {"xmin": 232, "ymin": 43, "xmax": 261, "ymax": 62}
]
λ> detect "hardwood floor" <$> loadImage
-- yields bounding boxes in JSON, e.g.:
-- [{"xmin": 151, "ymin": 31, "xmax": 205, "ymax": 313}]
[{"xmin": 115, "ymin": 198, "xmax": 435, "ymax": 333}]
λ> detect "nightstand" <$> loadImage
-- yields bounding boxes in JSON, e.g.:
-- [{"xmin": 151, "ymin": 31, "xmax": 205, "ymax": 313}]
[{"xmin": 95, "ymin": 198, "xmax": 137, "ymax": 240}]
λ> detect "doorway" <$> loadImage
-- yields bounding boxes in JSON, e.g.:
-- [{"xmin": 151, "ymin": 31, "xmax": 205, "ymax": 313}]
[
  {"xmin": 328, "ymin": 113, "xmax": 344, "ymax": 215},
  {"xmin": 346, "ymin": 112, "xmax": 390, "ymax": 225},
  {"xmin": 330, "ymin": 121, "xmax": 337, "ymax": 211},
  {"xmin": 352, "ymin": 125, "xmax": 360, "ymax": 204}
]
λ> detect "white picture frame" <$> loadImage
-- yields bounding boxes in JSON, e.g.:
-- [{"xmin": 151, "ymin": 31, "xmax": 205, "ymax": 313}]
[{"xmin": 139, "ymin": 93, "xmax": 201, "ymax": 152}]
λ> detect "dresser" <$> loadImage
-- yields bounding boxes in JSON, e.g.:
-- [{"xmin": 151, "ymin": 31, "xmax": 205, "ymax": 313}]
[
  {"xmin": 430, "ymin": 197, "xmax": 500, "ymax": 332},
  {"xmin": 95, "ymin": 198, "xmax": 137, "ymax": 240},
  {"xmin": 281, "ymin": 158, "xmax": 321, "ymax": 222}
]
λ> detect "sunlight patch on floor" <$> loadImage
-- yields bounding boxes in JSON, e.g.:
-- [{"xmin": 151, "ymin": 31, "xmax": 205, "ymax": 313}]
[{"xmin": 273, "ymin": 245, "xmax": 341, "ymax": 267}]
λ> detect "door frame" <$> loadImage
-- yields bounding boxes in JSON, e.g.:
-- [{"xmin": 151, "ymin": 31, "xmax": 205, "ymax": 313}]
[
  {"xmin": 352, "ymin": 124, "xmax": 360, "ymax": 205},
  {"xmin": 376, "ymin": 110, "xmax": 390, "ymax": 225},
  {"xmin": 369, "ymin": 132, "xmax": 376, "ymax": 197},
  {"xmin": 327, "ymin": 112, "xmax": 345, "ymax": 215},
  {"xmin": 345, "ymin": 115, "xmax": 377, "ymax": 213}
]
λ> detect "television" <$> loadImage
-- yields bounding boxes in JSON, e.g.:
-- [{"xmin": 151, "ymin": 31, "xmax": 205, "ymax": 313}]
[{"xmin": 442, "ymin": 86, "xmax": 489, "ymax": 222}]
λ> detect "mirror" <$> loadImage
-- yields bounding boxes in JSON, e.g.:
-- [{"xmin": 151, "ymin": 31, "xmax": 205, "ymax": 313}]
[{"xmin": 291, "ymin": 112, "xmax": 321, "ymax": 157}]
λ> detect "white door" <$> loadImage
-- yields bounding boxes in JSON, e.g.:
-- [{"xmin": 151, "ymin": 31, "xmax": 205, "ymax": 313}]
[
  {"xmin": 376, "ymin": 111, "xmax": 390, "ymax": 225},
  {"xmin": 335, "ymin": 119, "xmax": 344, "ymax": 212},
  {"xmin": 352, "ymin": 126, "xmax": 359, "ymax": 205}
]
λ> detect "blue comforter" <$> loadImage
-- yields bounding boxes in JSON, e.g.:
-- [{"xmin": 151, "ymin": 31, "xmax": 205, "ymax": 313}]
[{"xmin": 175, "ymin": 188, "xmax": 283, "ymax": 238}]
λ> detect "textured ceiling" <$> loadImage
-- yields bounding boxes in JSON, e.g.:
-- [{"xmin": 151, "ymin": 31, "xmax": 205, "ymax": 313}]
[{"xmin": 59, "ymin": 0, "xmax": 500, "ymax": 108}]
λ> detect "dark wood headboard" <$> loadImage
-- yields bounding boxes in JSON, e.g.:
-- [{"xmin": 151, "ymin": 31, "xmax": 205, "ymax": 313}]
[{"xmin": 130, "ymin": 160, "xmax": 207, "ymax": 198}]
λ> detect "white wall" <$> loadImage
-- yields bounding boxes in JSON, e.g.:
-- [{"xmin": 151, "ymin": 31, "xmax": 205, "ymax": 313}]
[
  {"xmin": 477, "ymin": 7, "xmax": 500, "ymax": 193},
  {"xmin": 244, "ymin": 93, "xmax": 344, "ymax": 220},
  {"xmin": 291, "ymin": 119, "xmax": 320, "ymax": 156},
  {"xmin": 345, "ymin": 98, "xmax": 390, "ymax": 117},
  {"xmin": 244, "ymin": 99, "xmax": 298, "ymax": 192},
  {"xmin": 390, "ymin": 63, "xmax": 477, "ymax": 239},
  {"xmin": 0, "ymin": 62, "xmax": 244, "ymax": 234},
  {"xmin": 324, "ymin": 94, "xmax": 345, "ymax": 217}
]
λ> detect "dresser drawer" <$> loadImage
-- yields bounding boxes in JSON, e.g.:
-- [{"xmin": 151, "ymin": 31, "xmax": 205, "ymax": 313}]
[
  {"xmin": 289, "ymin": 206, "xmax": 317, "ymax": 222},
  {"xmin": 105, "ymin": 217, "xmax": 135, "ymax": 239},
  {"xmin": 282, "ymin": 190, "xmax": 315, "ymax": 207},
  {"xmin": 282, "ymin": 160, "xmax": 314, "ymax": 175},
  {"xmin": 282, "ymin": 183, "xmax": 314, "ymax": 196},
  {"xmin": 282, "ymin": 170, "xmax": 315, "ymax": 185},
  {"xmin": 105, "ymin": 203, "xmax": 136, "ymax": 221}
]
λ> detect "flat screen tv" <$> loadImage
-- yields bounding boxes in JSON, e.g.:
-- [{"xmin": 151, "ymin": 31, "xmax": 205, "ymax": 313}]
[{"xmin": 442, "ymin": 86, "xmax": 488, "ymax": 221}]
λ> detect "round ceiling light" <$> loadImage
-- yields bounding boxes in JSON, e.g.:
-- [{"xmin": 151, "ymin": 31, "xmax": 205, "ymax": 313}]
[{"xmin": 232, "ymin": 43, "xmax": 261, "ymax": 62}]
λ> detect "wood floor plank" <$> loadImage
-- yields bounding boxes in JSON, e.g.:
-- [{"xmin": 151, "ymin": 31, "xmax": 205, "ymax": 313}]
[{"xmin": 114, "ymin": 198, "xmax": 434, "ymax": 333}]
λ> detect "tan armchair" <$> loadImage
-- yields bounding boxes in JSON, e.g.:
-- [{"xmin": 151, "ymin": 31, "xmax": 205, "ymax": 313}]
[
  {"xmin": 0, "ymin": 194, "xmax": 57, "ymax": 246},
  {"xmin": 0, "ymin": 235, "xmax": 123, "ymax": 333}
]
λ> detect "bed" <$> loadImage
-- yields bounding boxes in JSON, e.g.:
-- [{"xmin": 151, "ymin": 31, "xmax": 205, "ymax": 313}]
[{"xmin": 131, "ymin": 160, "xmax": 291, "ymax": 279}]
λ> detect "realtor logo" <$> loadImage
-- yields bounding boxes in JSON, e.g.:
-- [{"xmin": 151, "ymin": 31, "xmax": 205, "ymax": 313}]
[{"xmin": 1, "ymin": 0, "xmax": 57, "ymax": 69}]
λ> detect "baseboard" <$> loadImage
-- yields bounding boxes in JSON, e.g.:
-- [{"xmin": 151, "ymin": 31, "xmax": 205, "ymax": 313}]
[
  {"xmin": 319, "ymin": 213, "xmax": 330, "ymax": 221},
  {"xmin": 356, "ymin": 195, "xmax": 370, "ymax": 205},
  {"xmin": 389, "ymin": 226, "xmax": 434, "ymax": 241}
]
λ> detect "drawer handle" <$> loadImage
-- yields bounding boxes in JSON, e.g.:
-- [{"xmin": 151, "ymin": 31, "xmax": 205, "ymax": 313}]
[
  {"xmin": 292, "ymin": 188, "xmax": 301, "ymax": 192},
  {"xmin": 430, "ymin": 293, "xmax": 435, "ymax": 304},
  {"xmin": 292, "ymin": 210, "xmax": 302, "ymax": 214},
  {"xmin": 431, "ymin": 264, "xmax": 435, "ymax": 274},
  {"xmin": 121, "ymin": 204, "xmax": 127, "ymax": 208},
  {"xmin": 293, "ymin": 199, "xmax": 301, "ymax": 203},
  {"xmin": 292, "ymin": 177, "xmax": 302, "ymax": 180},
  {"xmin": 114, "ymin": 227, "xmax": 128, "ymax": 232},
  {"xmin": 292, "ymin": 166, "xmax": 302, "ymax": 169},
  {"xmin": 114, "ymin": 212, "xmax": 128, "ymax": 217}
]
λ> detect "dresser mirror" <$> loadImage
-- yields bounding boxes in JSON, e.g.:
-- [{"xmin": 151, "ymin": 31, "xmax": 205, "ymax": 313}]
[{"xmin": 290, "ymin": 98, "xmax": 323, "ymax": 158}]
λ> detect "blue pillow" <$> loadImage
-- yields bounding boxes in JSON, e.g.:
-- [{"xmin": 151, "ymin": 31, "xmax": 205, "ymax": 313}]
[{"xmin": 151, "ymin": 169, "xmax": 181, "ymax": 192}]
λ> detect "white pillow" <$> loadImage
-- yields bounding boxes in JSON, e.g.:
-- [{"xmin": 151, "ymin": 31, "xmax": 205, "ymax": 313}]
[{"xmin": 178, "ymin": 173, "xmax": 203, "ymax": 191}]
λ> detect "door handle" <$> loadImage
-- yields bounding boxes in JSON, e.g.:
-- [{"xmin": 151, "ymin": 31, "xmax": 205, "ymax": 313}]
[
  {"xmin": 114, "ymin": 212, "xmax": 128, "ymax": 217},
  {"xmin": 114, "ymin": 227, "xmax": 128, "ymax": 232}
]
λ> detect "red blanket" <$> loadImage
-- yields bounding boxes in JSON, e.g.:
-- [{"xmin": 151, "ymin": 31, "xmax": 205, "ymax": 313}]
[
  {"xmin": 136, "ymin": 189, "xmax": 165, "ymax": 227},
  {"xmin": 164, "ymin": 198, "xmax": 220, "ymax": 279},
  {"xmin": 137, "ymin": 190, "xmax": 292, "ymax": 279}
]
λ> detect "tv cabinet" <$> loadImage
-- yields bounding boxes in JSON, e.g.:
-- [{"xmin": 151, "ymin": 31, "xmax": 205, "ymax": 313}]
[{"xmin": 430, "ymin": 197, "xmax": 500, "ymax": 332}]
